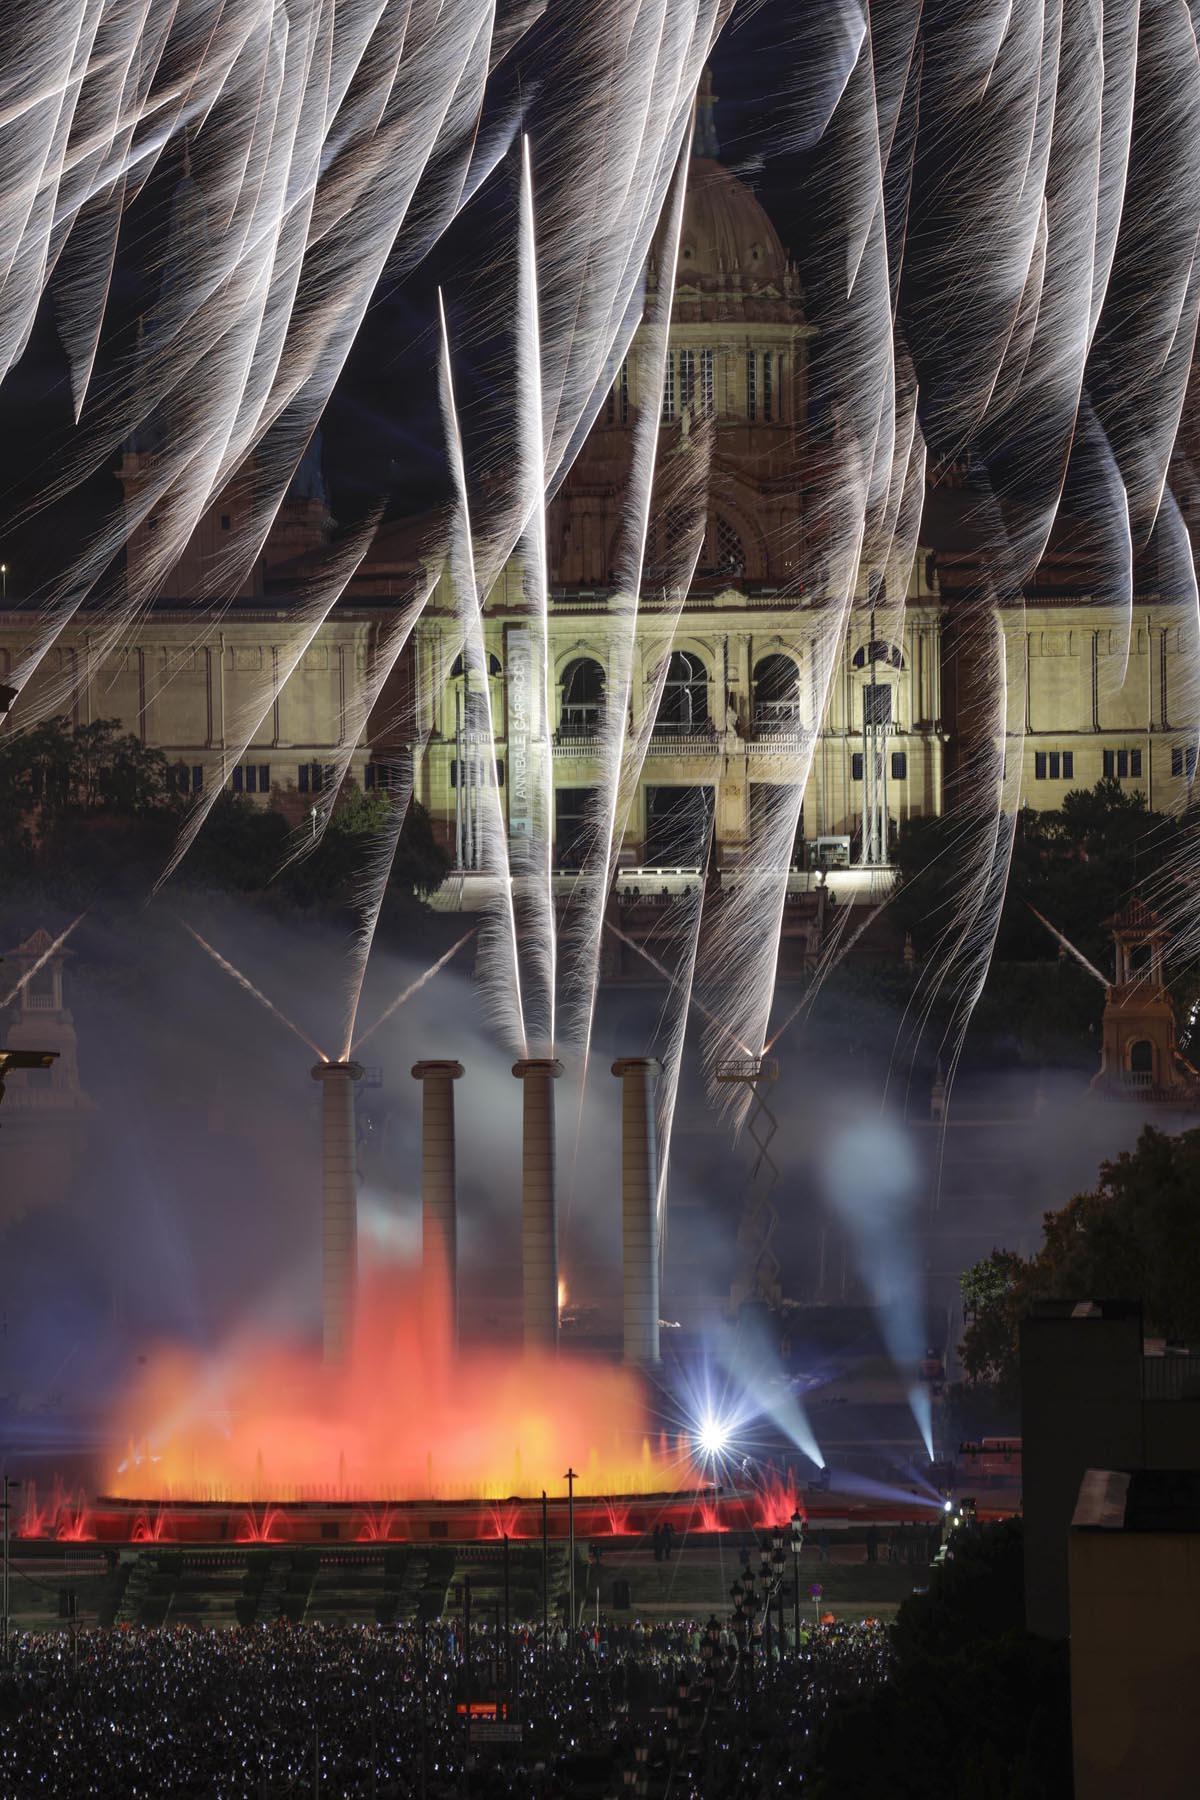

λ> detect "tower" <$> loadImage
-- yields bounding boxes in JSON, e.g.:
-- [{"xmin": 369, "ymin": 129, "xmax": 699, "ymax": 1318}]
[
  {"xmin": 1094, "ymin": 900, "xmax": 1194, "ymax": 1097},
  {"xmin": 0, "ymin": 929, "xmax": 93, "ymax": 1227}
]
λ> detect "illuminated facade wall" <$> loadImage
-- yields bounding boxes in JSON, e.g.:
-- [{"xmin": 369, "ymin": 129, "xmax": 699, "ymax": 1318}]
[{"xmin": 2, "ymin": 142, "xmax": 1197, "ymax": 870}]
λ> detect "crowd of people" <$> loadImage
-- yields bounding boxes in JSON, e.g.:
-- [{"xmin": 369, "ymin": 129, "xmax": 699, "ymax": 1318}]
[{"xmin": 0, "ymin": 1614, "xmax": 891, "ymax": 1797}]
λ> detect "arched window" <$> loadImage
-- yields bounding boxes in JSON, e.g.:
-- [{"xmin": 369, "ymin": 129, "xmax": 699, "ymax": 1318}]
[
  {"xmin": 1129, "ymin": 1039, "xmax": 1154, "ymax": 1079},
  {"xmin": 450, "ymin": 652, "xmax": 502, "ymax": 679},
  {"xmin": 658, "ymin": 651, "xmax": 709, "ymax": 731},
  {"xmin": 694, "ymin": 515, "xmax": 745, "ymax": 580},
  {"xmin": 753, "ymin": 654, "xmax": 802, "ymax": 731},
  {"xmin": 645, "ymin": 502, "xmax": 703, "ymax": 590},
  {"xmin": 852, "ymin": 640, "xmax": 903, "ymax": 671},
  {"xmin": 559, "ymin": 658, "xmax": 605, "ymax": 735}
]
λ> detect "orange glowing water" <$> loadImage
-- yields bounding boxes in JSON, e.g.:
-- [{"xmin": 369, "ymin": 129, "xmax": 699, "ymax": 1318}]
[{"xmin": 109, "ymin": 1259, "xmax": 695, "ymax": 1503}]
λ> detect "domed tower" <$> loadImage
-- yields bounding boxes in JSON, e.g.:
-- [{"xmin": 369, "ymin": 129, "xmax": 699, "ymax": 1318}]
[
  {"xmin": 1094, "ymin": 900, "xmax": 1200, "ymax": 1103},
  {"xmin": 549, "ymin": 71, "xmax": 812, "ymax": 590},
  {"xmin": 0, "ymin": 929, "xmax": 94, "ymax": 1228}
]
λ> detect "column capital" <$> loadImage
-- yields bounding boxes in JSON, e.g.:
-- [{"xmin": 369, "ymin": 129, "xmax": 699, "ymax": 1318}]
[
  {"xmin": 311, "ymin": 1060, "xmax": 364, "ymax": 1082},
  {"xmin": 512, "ymin": 1058, "xmax": 564, "ymax": 1079},
  {"xmin": 611, "ymin": 1057, "xmax": 661, "ymax": 1078},
  {"xmin": 412, "ymin": 1060, "xmax": 465, "ymax": 1081}
]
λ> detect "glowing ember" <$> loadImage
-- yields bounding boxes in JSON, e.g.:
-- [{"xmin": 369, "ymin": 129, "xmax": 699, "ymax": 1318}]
[{"xmin": 108, "ymin": 1263, "xmax": 694, "ymax": 1503}]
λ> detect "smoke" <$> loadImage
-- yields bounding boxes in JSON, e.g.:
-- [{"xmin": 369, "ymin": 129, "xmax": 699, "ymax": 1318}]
[{"xmin": 812, "ymin": 1112, "xmax": 927, "ymax": 1448}]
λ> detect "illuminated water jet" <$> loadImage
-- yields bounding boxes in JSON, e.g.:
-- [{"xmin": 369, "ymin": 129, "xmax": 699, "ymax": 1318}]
[
  {"xmin": 179, "ymin": 919, "xmax": 329, "ymax": 1062},
  {"xmin": 0, "ymin": 914, "xmax": 86, "ymax": 1009},
  {"xmin": 106, "ymin": 1266, "xmax": 695, "ymax": 1505},
  {"xmin": 349, "ymin": 931, "xmax": 476, "ymax": 1055}
]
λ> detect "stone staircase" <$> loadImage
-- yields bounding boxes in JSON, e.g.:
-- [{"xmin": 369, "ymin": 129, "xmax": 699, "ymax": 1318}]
[
  {"xmin": 250, "ymin": 1555, "xmax": 290, "ymax": 1625},
  {"xmin": 114, "ymin": 1553, "xmax": 154, "ymax": 1626}
]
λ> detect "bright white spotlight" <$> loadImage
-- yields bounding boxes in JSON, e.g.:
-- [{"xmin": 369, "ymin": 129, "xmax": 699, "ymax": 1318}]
[
  {"xmin": 696, "ymin": 1415, "xmax": 732, "ymax": 1459},
  {"xmin": 942, "ymin": 1499, "xmax": 953, "ymax": 1513}
]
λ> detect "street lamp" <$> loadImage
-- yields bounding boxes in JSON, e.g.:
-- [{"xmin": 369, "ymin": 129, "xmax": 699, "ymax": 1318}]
[
  {"xmin": 2, "ymin": 1473, "xmax": 18, "ymax": 1663},
  {"xmin": 790, "ymin": 1510, "xmax": 805, "ymax": 1649},
  {"xmin": 0, "ymin": 1050, "xmax": 59, "ymax": 1110},
  {"xmin": 564, "ymin": 1466, "xmax": 578, "ymax": 1638}
]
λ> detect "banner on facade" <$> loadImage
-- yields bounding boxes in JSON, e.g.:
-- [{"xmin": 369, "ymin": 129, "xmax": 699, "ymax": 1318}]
[{"xmin": 507, "ymin": 625, "xmax": 532, "ymax": 850}]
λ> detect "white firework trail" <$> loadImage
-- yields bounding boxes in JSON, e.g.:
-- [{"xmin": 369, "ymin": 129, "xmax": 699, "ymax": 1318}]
[
  {"xmin": 434, "ymin": 286, "xmax": 527, "ymax": 1059},
  {"xmin": 694, "ymin": 25, "xmax": 897, "ymax": 1128},
  {"xmin": 559, "ymin": 122, "xmax": 694, "ymax": 1062},
  {"xmin": 0, "ymin": 1, "xmax": 1199, "ymax": 1247},
  {"xmin": 155, "ymin": 510, "xmax": 381, "ymax": 892},
  {"xmin": 510, "ymin": 133, "xmax": 557, "ymax": 1054},
  {"xmin": 275, "ymin": 565, "xmax": 438, "ymax": 873}
]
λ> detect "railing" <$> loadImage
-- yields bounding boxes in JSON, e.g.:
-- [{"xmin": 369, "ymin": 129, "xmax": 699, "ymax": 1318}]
[
  {"xmin": 1123, "ymin": 1070, "xmax": 1154, "ymax": 1089},
  {"xmin": 646, "ymin": 722, "xmax": 719, "ymax": 753},
  {"xmin": 1143, "ymin": 1355, "xmax": 1200, "ymax": 1401},
  {"xmin": 552, "ymin": 730, "xmax": 601, "ymax": 755},
  {"xmin": 753, "ymin": 703, "xmax": 806, "ymax": 728}
]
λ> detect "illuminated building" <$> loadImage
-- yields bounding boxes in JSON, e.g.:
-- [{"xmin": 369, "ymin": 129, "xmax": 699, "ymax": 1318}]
[{"xmin": 0, "ymin": 88, "xmax": 1195, "ymax": 902}]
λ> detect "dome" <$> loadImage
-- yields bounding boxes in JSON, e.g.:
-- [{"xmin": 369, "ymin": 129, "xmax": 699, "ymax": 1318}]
[{"xmin": 678, "ymin": 158, "xmax": 789, "ymax": 285}]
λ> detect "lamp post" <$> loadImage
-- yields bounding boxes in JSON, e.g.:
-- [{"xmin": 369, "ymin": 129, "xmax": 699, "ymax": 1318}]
[
  {"xmin": 790, "ymin": 1511, "xmax": 804, "ymax": 1649},
  {"xmin": 729, "ymin": 1579, "xmax": 748, "ymax": 1708},
  {"xmin": 502, "ymin": 1533, "xmax": 511, "ymax": 1694},
  {"xmin": 759, "ymin": 1551, "xmax": 771, "ymax": 1659},
  {"xmin": 564, "ymin": 1467, "xmax": 578, "ymax": 1641},
  {"xmin": 540, "ymin": 1490, "xmax": 549, "ymax": 1683},
  {"xmin": 1, "ymin": 1473, "xmax": 18, "ymax": 1664}
]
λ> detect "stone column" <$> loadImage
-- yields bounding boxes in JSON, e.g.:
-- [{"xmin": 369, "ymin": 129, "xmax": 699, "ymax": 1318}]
[
  {"xmin": 411, "ymin": 1060, "xmax": 465, "ymax": 1351},
  {"xmin": 311, "ymin": 1061, "xmax": 364, "ymax": 1363},
  {"xmin": 612, "ymin": 1057, "xmax": 661, "ymax": 1367},
  {"xmin": 512, "ymin": 1058, "xmax": 563, "ymax": 1351}
]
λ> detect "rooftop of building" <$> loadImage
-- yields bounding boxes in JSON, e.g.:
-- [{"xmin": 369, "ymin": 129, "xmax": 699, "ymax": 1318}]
[{"xmin": 1074, "ymin": 1467, "xmax": 1200, "ymax": 1533}]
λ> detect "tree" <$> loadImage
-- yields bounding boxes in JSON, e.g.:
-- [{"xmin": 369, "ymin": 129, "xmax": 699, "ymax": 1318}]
[
  {"xmin": 959, "ymin": 1125, "xmax": 1200, "ymax": 1392},
  {"xmin": 895, "ymin": 781, "xmax": 1179, "ymax": 971},
  {"xmin": 0, "ymin": 716, "xmax": 172, "ymax": 822},
  {"xmin": 810, "ymin": 1522, "xmax": 1072, "ymax": 1800},
  {"xmin": 0, "ymin": 718, "xmax": 450, "ymax": 926}
]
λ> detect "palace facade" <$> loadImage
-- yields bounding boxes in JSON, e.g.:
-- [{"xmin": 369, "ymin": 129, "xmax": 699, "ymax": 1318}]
[{"xmin": 1, "ymin": 101, "xmax": 1196, "ymax": 894}]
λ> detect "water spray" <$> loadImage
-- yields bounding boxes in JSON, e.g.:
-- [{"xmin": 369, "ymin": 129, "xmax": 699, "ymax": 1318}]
[{"xmin": 177, "ymin": 919, "xmax": 330, "ymax": 1062}]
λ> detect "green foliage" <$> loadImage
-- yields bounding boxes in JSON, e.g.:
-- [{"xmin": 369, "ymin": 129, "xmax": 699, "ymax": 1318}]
[
  {"xmin": 959, "ymin": 1126, "xmax": 1200, "ymax": 1391},
  {"xmin": 892, "ymin": 780, "xmax": 1192, "ymax": 1063},
  {"xmin": 962, "ymin": 1250, "xmax": 1024, "ymax": 1318},
  {"xmin": 998, "ymin": 783, "xmax": 1176, "ymax": 969},
  {"xmin": 810, "ymin": 1523, "xmax": 1072, "ymax": 1800},
  {"xmin": 0, "ymin": 716, "xmax": 449, "ymax": 921},
  {"xmin": 0, "ymin": 715, "xmax": 173, "ymax": 818},
  {"xmin": 896, "ymin": 780, "xmax": 1178, "ymax": 971}
]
